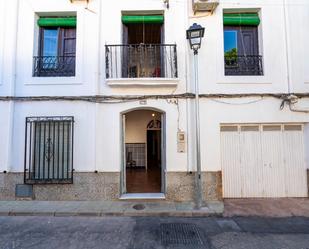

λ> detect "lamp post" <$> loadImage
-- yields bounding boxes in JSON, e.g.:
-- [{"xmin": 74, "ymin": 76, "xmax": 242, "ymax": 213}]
[{"xmin": 186, "ymin": 23, "xmax": 205, "ymax": 209}]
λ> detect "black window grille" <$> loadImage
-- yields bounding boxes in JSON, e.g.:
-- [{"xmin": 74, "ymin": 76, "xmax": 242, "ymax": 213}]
[
  {"xmin": 33, "ymin": 56, "xmax": 76, "ymax": 77},
  {"xmin": 24, "ymin": 116, "xmax": 74, "ymax": 184}
]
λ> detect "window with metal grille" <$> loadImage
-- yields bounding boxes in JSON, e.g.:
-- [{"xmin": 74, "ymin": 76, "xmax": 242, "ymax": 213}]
[{"xmin": 24, "ymin": 116, "xmax": 74, "ymax": 184}]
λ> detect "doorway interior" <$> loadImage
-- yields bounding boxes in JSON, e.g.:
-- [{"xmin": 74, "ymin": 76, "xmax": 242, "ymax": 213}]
[{"xmin": 123, "ymin": 109, "xmax": 164, "ymax": 194}]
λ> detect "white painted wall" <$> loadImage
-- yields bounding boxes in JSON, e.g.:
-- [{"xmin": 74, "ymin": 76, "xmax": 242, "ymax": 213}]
[
  {"xmin": 0, "ymin": 0, "xmax": 4, "ymax": 86},
  {"xmin": 11, "ymin": 101, "xmax": 96, "ymax": 172},
  {"xmin": 0, "ymin": 0, "xmax": 309, "ymax": 180},
  {"xmin": 186, "ymin": 0, "xmax": 309, "ymax": 94},
  {"xmin": 285, "ymin": 0, "xmax": 309, "ymax": 91},
  {"xmin": 0, "ymin": 0, "xmax": 307, "ymax": 95},
  {"xmin": 15, "ymin": 0, "xmax": 98, "ymax": 96},
  {"xmin": 198, "ymin": 97, "xmax": 309, "ymax": 172},
  {"xmin": 95, "ymin": 99, "xmax": 188, "ymax": 172}
]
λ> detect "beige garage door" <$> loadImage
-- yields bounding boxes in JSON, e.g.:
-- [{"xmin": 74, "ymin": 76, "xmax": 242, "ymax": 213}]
[{"xmin": 221, "ymin": 124, "xmax": 308, "ymax": 198}]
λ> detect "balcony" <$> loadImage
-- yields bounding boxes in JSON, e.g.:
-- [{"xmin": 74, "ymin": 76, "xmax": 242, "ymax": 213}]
[
  {"xmin": 225, "ymin": 55, "xmax": 263, "ymax": 76},
  {"xmin": 33, "ymin": 56, "xmax": 76, "ymax": 77},
  {"xmin": 105, "ymin": 44, "xmax": 178, "ymax": 80}
]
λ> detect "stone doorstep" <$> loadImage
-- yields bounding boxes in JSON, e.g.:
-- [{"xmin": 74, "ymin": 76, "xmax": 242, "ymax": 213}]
[{"xmin": 0, "ymin": 200, "xmax": 224, "ymax": 217}]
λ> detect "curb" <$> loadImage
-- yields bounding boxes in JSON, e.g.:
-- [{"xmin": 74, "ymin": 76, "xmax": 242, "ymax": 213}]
[{"xmin": 0, "ymin": 210, "xmax": 223, "ymax": 217}]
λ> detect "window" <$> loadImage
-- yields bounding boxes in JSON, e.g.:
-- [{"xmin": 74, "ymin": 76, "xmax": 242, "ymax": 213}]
[
  {"xmin": 105, "ymin": 15, "xmax": 178, "ymax": 79},
  {"xmin": 24, "ymin": 117, "xmax": 74, "ymax": 184},
  {"xmin": 33, "ymin": 17, "xmax": 76, "ymax": 77},
  {"xmin": 223, "ymin": 13, "xmax": 263, "ymax": 76}
]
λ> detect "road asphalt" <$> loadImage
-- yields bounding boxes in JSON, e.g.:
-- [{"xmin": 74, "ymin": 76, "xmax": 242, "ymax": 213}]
[{"xmin": 0, "ymin": 216, "xmax": 309, "ymax": 249}]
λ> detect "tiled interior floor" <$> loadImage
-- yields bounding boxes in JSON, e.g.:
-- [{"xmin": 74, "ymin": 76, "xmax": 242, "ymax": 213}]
[{"xmin": 126, "ymin": 167, "xmax": 161, "ymax": 193}]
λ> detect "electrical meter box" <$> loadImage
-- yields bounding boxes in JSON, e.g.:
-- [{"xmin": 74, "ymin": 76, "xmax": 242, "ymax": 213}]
[{"xmin": 177, "ymin": 131, "xmax": 186, "ymax": 153}]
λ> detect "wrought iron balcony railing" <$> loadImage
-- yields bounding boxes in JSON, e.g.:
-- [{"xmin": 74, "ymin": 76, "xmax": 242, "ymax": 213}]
[
  {"xmin": 105, "ymin": 44, "xmax": 178, "ymax": 79},
  {"xmin": 33, "ymin": 56, "xmax": 76, "ymax": 77},
  {"xmin": 225, "ymin": 55, "xmax": 263, "ymax": 76}
]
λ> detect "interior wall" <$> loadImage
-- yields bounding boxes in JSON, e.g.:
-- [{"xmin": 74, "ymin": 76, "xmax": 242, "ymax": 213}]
[{"xmin": 125, "ymin": 110, "xmax": 161, "ymax": 143}]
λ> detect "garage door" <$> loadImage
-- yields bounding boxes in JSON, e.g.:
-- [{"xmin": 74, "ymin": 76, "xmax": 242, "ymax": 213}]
[{"xmin": 221, "ymin": 124, "xmax": 308, "ymax": 198}]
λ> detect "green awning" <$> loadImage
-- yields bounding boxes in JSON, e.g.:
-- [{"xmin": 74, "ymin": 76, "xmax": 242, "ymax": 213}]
[
  {"xmin": 223, "ymin": 13, "xmax": 260, "ymax": 26},
  {"xmin": 122, "ymin": 15, "xmax": 164, "ymax": 24},
  {"xmin": 37, "ymin": 17, "xmax": 77, "ymax": 27}
]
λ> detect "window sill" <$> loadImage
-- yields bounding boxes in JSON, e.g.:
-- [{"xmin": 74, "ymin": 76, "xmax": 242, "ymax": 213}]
[
  {"xmin": 106, "ymin": 78, "xmax": 179, "ymax": 87},
  {"xmin": 24, "ymin": 76, "xmax": 82, "ymax": 85},
  {"xmin": 217, "ymin": 75, "xmax": 271, "ymax": 85}
]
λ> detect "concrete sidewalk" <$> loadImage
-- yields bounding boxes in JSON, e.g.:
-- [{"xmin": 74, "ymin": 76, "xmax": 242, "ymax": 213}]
[
  {"xmin": 0, "ymin": 200, "xmax": 224, "ymax": 217},
  {"xmin": 224, "ymin": 198, "xmax": 309, "ymax": 217}
]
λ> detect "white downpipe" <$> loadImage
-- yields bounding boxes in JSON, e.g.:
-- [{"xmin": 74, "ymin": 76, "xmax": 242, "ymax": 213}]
[
  {"xmin": 96, "ymin": 0, "xmax": 102, "ymax": 95},
  {"xmin": 6, "ymin": 0, "xmax": 20, "ymax": 173},
  {"xmin": 185, "ymin": 3, "xmax": 192, "ymax": 173},
  {"xmin": 94, "ymin": 0, "xmax": 102, "ymax": 172},
  {"xmin": 283, "ymin": 0, "xmax": 292, "ymax": 94}
]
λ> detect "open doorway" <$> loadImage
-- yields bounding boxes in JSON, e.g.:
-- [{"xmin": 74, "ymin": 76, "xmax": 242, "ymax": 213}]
[{"xmin": 122, "ymin": 109, "xmax": 164, "ymax": 194}]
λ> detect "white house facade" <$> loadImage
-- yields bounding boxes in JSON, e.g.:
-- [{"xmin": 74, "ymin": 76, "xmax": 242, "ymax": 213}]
[{"xmin": 0, "ymin": 0, "xmax": 308, "ymax": 201}]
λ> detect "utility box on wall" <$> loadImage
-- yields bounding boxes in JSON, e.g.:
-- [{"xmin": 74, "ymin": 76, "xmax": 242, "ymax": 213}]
[
  {"xmin": 15, "ymin": 184, "xmax": 33, "ymax": 199},
  {"xmin": 177, "ymin": 131, "xmax": 186, "ymax": 153},
  {"xmin": 192, "ymin": 0, "xmax": 219, "ymax": 13}
]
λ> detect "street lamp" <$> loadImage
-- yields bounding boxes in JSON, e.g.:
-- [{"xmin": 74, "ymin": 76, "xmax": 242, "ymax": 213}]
[
  {"xmin": 186, "ymin": 23, "xmax": 205, "ymax": 54},
  {"xmin": 186, "ymin": 23, "xmax": 205, "ymax": 209}
]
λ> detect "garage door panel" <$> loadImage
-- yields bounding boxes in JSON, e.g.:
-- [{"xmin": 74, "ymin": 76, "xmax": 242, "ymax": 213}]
[
  {"xmin": 283, "ymin": 130, "xmax": 307, "ymax": 197},
  {"xmin": 240, "ymin": 130, "xmax": 263, "ymax": 197},
  {"xmin": 261, "ymin": 130, "xmax": 285, "ymax": 197},
  {"xmin": 221, "ymin": 124, "xmax": 308, "ymax": 198},
  {"xmin": 221, "ymin": 130, "xmax": 241, "ymax": 198}
]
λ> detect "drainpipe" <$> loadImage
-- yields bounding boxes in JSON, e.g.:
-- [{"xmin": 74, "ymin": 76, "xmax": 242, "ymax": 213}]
[
  {"xmin": 283, "ymin": 0, "xmax": 292, "ymax": 94},
  {"xmin": 96, "ymin": 0, "xmax": 102, "ymax": 95},
  {"xmin": 281, "ymin": 0, "xmax": 309, "ymax": 113},
  {"xmin": 184, "ymin": 0, "xmax": 192, "ymax": 174},
  {"xmin": 7, "ymin": 0, "xmax": 20, "ymax": 173},
  {"xmin": 94, "ymin": 0, "xmax": 102, "ymax": 173}
]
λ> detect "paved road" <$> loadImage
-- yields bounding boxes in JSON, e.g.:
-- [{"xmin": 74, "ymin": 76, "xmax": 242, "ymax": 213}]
[{"xmin": 0, "ymin": 216, "xmax": 309, "ymax": 249}]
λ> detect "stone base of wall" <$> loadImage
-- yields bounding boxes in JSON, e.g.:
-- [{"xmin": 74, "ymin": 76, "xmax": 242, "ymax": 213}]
[
  {"xmin": 0, "ymin": 171, "xmax": 222, "ymax": 201},
  {"xmin": 166, "ymin": 171, "xmax": 222, "ymax": 202},
  {"xmin": 0, "ymin": 173, "xmax": 120, "ymax": 201}
]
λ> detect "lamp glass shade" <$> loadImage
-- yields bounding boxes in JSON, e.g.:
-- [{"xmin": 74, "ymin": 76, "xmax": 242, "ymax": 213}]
[{"xmin": 186, "ymin": 23, "xmax": 205, "ymax": 51}]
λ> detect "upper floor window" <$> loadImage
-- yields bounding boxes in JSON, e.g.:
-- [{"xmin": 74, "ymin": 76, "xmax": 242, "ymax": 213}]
[
  {"xmin": 105, "ymin": 14, "xmax": 178, "ymax": 79},
  {"xmin": 223, "ymin": 13, "xmax": 263, "ymax": 76},
  {"xmin": 33, "ymin": 17, "xmax": 76, "ymax": 77}
]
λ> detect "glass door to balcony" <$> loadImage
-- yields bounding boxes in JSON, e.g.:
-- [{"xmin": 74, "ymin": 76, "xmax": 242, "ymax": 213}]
[
  {"xmin": 105, "ymin": 15, "xmax": 177, "ymax": 79},
  {"xmin": 122, "ymin": 16, "xmax": 164, "ymax": 78}
]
